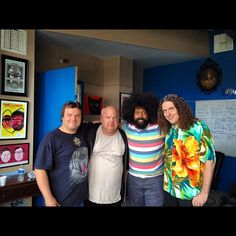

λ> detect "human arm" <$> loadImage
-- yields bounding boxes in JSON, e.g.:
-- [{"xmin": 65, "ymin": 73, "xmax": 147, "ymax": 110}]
[
  {"xmin": 192, "ymin": 121, "xmax": 216, "ymax": 207},
  {"xmin": 34, "ymin": 169, "xmax": 60, "ymax": 207},
  {"xmin": 192, "ymin": 160, "xmax": 216, "ymax": 207},
  {"xmin": 119, "ymin": 126, "xmax": 129, "ymax": 204}
]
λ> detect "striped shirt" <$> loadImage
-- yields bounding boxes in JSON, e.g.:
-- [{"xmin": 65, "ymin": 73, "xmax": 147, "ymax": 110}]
[{"xmin": 122, "ymin": 123, "xmax": 165, "ymax": 178}]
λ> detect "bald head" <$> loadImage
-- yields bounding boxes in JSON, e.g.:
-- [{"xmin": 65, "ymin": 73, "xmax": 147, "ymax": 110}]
[
  {"xmin": 101, "ymin": 106, "xmax": 118, "ymax": 116},
  {"xmin": 100, "ymin": 106, "xmax": 119, "ymax": 135}
]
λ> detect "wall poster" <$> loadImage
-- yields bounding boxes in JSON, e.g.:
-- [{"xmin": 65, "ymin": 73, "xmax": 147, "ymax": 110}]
[{"xmin": 0, "ymin": 99, "xmax": 28, "ymax": 140}]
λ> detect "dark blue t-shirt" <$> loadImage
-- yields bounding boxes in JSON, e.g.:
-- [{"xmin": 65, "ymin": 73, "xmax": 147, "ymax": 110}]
[{"xmin": 34, "ymin": 127, "xmax": 89, "ymax": 206}]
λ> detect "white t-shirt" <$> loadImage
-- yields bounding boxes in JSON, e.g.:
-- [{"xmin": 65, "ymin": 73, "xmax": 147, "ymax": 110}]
[{"xmin": 88, "ymin": 126, "xmax": 125, "ymax": 204}]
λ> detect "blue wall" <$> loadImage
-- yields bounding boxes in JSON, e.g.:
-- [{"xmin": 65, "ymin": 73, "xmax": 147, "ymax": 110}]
[
  {"xmin": 143, "ymin": 33, "xmax": 236, "ymax": 192},
  {"xmin": 33, "ymin": 66, "xmax": 77, "ymax": 206}
]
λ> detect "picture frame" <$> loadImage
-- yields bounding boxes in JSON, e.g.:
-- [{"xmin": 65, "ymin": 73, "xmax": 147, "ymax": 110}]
[
  {"xmin": 1, "ymin": 54, "xmax": 28, "ymax": 96},
  {"xmin": 0, "ymin": 143, "xmax": 29, "ymax": 168},
  {"xmin": 76, "ymin": 80, "xmax": 84, "ymax": 107},
  {"xmin": 84, "ymin": 95, "xmax": 103, "ymax": 115},
  {"xmin": 119, "ymin": 92, "xmax": 131, "ymax": 121},
  {"xmin": 0, "ymin": 99, "xmax": 28, "ymax": 140}
]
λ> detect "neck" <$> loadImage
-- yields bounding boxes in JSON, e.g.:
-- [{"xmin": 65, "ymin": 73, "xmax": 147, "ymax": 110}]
[
  {"xmin": 59, "ymin": 126, "xmax": 77, "ymax": 134},
  {"xmin": 172, "ymin": 124, "xmax": 179, "ymax": 129},
  {"xmin": 101, "ymin": 126, "xmax": 117, "ymax": 136}
]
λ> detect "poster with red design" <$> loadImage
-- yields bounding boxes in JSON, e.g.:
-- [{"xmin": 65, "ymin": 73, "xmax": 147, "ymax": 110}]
[{"xmin": 0, "ymin": 143, "xmax": 29, "ymax": 168}]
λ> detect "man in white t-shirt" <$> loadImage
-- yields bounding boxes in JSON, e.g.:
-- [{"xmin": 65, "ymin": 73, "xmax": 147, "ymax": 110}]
[{"xmin": 86, "ymin": 106, "xmax": 129, "ymax": 207}]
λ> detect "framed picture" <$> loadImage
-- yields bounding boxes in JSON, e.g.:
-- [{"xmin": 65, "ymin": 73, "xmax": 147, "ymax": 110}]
[
  {"xmin": 0, "ymin": 143, "xmax": 29, "ymax": 168},
  {"xmin": 84, "ymin": 95, "xmax": 103, "ymax": 115},
  {"xmin": 119, "ymin": 92, "xmax": 131, "ymax": 121},
  {"xmin": 0, "ymin": 99, "xmax": 28, "ymax": 140},
  {"xmin": 76, "ymin": 80, "xmax": 84, "ymax": 107},
  {"xmin": 1, "ymin": 54, "xmax": 28, "ymax": 96}
]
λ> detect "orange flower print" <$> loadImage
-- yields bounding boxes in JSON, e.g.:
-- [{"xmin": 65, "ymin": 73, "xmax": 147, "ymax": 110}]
[{"xmin": 172, "ymin": 136, "xmax": 200, "ymax": 187}]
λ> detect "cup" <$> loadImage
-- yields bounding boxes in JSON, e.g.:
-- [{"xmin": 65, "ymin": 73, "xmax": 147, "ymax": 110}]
[{"xmin": 0, "ymin": 175, "xmax": 7, "ymax": 186}]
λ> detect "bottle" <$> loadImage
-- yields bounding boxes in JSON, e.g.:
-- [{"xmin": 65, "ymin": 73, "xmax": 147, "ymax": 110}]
[{"xmin": 17, "ymin": 166, "xmax": 25, "ymax": 182}]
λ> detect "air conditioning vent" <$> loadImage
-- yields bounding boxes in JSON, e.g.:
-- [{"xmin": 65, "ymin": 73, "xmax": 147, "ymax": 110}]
[{"xmin": 1, "ymin": 29, "xmax": 27, "ymax": 55}]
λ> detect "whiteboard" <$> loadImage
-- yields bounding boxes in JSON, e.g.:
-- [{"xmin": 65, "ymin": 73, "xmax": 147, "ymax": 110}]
[{"xmin": 195, "ymin": 99, "xmax": 236, "ymax": 157}]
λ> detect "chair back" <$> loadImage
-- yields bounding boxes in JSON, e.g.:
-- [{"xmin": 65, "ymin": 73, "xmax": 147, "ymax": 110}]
[{"xmin": 211, "ymin": 151, "xmax": 225, "ymax": 190}]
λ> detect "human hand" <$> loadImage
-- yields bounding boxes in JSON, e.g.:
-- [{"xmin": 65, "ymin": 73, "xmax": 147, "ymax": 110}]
[
  {"xmin": 192, "ymin": 192, "xmax": 208, "ymax": 207},
  {"xmin": 45, "ymin": 196, "xmax": 60, "ymax": 207}
]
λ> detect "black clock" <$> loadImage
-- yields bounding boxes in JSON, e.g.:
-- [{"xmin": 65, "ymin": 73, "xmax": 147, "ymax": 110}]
[{"xmin": 196, "ymin": 58, "xmax": 222, "ymax": 94}]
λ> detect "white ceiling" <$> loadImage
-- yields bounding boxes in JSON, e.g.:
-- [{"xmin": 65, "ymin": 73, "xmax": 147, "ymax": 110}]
[{"xmin": 36, "ymin": 30, "xmax": 205, "ymax": 68}]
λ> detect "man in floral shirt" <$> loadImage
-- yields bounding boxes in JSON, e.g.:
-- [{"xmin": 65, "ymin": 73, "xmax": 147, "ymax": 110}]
[{"xmin": 158, "ymin": 94, "xmax": 216, "ymax": 207}]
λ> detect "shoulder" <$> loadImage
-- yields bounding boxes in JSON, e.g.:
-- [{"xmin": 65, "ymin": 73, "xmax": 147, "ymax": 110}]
[
  {"xmin": 194, "ymin": 119, "xmax": 210, "ymax": 131},
  {"xmin": 121, "ymin": 122, "xmax": 128, "ymax": 130},
  {"xmin": 39, "ymin": 129, "xmax": 65, "ymax": 148},
  {"xmin": 117, "ymin": 128, "xmax": 128, "ymax": 143},
  {"xmin": 43, "ymin": 128, "xmax": 59, "ymax": 140},
  {"xmin": 118, "ymin": 127, "xmax": 126, "ymax": 136},
  {"xmin": 88, "ymin": 123, "xmax": 101, "ymax": 130},
  {"xmin": 78, "ymin": 122, "xmax": 91, "ymax": 133},
  {"xmin": 85, "ymin": 123, "xmax": 101, "ymax": 136},
  {"xmin": 79, "ymin": 122, "xmax": 93, "ymax": 130}
]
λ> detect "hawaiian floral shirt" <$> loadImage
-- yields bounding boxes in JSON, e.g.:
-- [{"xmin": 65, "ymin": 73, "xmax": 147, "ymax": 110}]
[{"xmin": 164, "ymin": 119, "xmax": 216, "ymax": 200}]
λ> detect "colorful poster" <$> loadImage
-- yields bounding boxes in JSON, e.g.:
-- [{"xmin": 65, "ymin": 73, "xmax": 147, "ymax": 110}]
[
  {"xmin": 0, "ymin": 100, "xmax": 28, "ymax": 139},
  {"xmin": 0, "ymin": 143, "xmax": 29, "ymax": 168}
]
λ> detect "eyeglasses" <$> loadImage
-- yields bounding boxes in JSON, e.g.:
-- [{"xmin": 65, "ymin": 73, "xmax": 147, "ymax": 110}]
[{"xmin": 15, "ymin": 150, "xmax": 23, "ymax": 154}]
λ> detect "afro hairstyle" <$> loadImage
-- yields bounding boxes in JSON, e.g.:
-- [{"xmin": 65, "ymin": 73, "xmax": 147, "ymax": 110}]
[{"xmin": 121, "ymin": 91, "xmax": 159, "ymax": 124}]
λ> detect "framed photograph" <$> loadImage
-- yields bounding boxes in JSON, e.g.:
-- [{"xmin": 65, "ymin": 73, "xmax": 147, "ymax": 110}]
[
  {"xmin": 0, "ymin": 99, "xmax": 28, "ymax": 140},
  {"xmin": 119, "ymin": 92, "xmax": 131, "ymax": 121},
  {"xmin": 0, "ymin": 143, "xmax": 29, "ymax": 168},
  {"xmin": 1, "ymin": 54, "xmax": 28, "ymax": 96}
]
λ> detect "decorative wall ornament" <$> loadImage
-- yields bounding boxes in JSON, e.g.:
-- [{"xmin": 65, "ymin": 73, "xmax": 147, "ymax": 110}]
[{"xmin": 196, "ymin": 58, "xmax": 222, "ymax": 94}]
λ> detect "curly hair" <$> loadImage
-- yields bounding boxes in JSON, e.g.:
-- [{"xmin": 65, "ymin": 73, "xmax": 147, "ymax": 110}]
[
  {"xmin": 158, "ymin": 94, "xmax": 195, "ymax": 134},
  {"xmin": 11, "ymin": 109, "xmax": 24, "ymax": 131},
  {"xmin": 121, "ymin": 91, "xmax": 160, "ymax": 124}
]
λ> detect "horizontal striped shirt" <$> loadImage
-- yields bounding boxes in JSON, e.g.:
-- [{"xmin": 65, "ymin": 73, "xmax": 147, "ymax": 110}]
[{"xmin": 122, "ymin": 123, "xmax": 165, "ymax": 178}]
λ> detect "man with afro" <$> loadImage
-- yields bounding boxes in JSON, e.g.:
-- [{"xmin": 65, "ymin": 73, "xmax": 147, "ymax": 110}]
[{"xmin": 121, "ymin": 92, "xmax": 165, "ymax": 206}]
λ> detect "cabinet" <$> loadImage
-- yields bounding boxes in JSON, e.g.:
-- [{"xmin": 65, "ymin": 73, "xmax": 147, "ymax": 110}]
[{"xmin": 0, "ymin": 174, "xmax": 40, "ymax": 203}]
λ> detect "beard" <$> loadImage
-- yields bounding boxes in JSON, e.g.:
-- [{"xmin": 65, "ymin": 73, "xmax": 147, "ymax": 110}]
[{"xmin": 134, "ymin": 118, "xmax": 150, "ymax": 129}]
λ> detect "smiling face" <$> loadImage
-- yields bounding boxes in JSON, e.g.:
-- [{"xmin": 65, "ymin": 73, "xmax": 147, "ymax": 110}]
[
  {"xmin": 11, "ymin": 113, "xmax": 24, "ymax": 130},
  {"xmin": 61, "ymin": 107, "xmax": 82, "ymax": 134},
  {"xmin": 14, "ymin": 147, "xmax": 24, "ymax": 161},
  {"xmin": 161, "ymin": 101, "xmax": 180, "ymax": 127},
  {"xmin": 1, "ymin": 150, "xmax": 11, "ymax": 163},
  {"xmin": 133, "ymin": 107, "xmax": 149, "ymax": 129}
]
